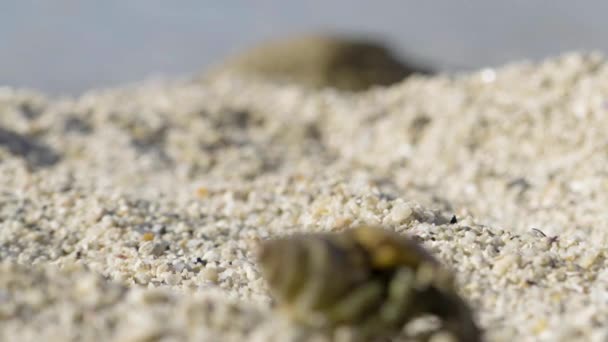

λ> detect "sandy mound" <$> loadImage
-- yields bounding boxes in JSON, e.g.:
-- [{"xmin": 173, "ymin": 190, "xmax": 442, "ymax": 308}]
[{"xmin": 1, "ymin": 52, "xmax": 607, "ymax": 341}]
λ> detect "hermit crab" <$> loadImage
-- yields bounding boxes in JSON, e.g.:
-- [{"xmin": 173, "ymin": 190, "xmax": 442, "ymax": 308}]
[{"xmin": 257, "ymin": 225, "xmax": 481, "ymax": 341}]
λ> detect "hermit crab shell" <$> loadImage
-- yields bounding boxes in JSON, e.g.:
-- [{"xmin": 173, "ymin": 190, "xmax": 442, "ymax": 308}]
[{"xmin": 257, "ymin": 226, "xmax": 476, "ymax": 335}]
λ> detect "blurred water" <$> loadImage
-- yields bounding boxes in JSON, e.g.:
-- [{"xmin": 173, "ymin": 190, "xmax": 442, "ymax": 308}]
[{"xmin": 1, "ymin": 1, "xmax": 607, "ymax": 96}]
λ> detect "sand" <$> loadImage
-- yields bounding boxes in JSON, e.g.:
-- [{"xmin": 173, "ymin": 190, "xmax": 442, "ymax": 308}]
[{"xmin": 1, "ymin": 52, "xmax": 608, "ymax": 341}]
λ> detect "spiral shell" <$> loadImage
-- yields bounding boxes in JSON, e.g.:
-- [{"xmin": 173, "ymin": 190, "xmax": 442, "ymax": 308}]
[{"xmin": 257, "ymin": 225, "xmax": 481, "ymax": 341}]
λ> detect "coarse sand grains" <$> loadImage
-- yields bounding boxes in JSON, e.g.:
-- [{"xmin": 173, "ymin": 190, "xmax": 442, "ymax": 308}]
[{"xmin": 1, "ymin": 52, "xmax": 608, "ymax": 341}]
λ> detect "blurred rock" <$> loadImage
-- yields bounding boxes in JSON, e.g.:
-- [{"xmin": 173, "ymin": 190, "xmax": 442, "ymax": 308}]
[{"xmin": 206, "ymin": 35, "xmax": 432, "ymax": 91}]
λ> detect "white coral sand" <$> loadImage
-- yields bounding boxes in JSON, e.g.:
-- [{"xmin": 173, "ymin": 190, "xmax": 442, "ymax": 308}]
[{"xmin": 1, "ymin": 53, "xmax": 608, "ymax": 341}]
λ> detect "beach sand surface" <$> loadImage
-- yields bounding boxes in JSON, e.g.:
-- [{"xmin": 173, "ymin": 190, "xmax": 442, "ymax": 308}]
[{"xmin": 1, "ymin": 53, "xmax": 607, "ymax": 341}]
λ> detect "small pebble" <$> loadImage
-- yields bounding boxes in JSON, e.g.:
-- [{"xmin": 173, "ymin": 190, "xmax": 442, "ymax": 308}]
[{"xmin": 142, "ymin": 232, "xmax": 155, "ymax": 241}]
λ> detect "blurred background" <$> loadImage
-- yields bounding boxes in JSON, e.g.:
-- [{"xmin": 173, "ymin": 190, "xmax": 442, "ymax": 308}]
[{"xmin": 1, "ymin": 1, "xmax": 606, "ymax": 96}]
